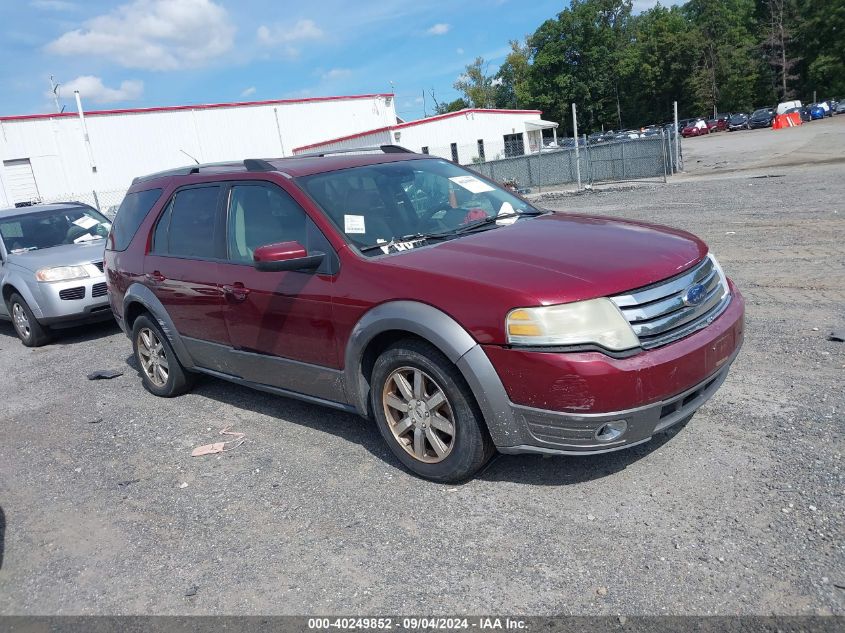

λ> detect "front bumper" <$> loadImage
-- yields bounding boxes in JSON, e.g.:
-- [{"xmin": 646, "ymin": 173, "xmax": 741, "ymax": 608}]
[
  {"xmin": 32, "ymin": 275, "xmax": 113, "ymax": 327},
  {"xmin": 478, "ymin": 285, "xmax": 744, "ymax": 456},
  {"xmin": 498, "ymin": 348, "xmax": 739, "ymax": 456}
]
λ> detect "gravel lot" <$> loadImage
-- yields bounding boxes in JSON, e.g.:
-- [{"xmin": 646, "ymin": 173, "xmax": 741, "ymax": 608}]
[{"xmin": 1, "ymin": 124, "xmax": 843, "ymax": 616}]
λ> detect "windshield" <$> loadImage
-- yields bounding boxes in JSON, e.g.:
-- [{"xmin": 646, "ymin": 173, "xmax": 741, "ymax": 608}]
[
  {"xmin": 0, "ymin": 206, "xmax": 111, "ymax": 253},
  {"xmin": 752, "ymin": 109, "xmax": 771, "ymax": 117},
  {"xmin": 299, "ymin": 159, "xmax": 539, "ymax": 256}
]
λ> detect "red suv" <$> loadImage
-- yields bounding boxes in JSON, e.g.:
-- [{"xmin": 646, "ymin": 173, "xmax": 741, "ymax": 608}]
[{"xmin": 105, "ymin": 146, "xmax": 744, "ymax": 482}]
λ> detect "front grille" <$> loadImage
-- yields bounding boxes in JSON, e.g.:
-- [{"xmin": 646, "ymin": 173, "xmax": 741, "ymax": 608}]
[
  {"xmin": 611, "ymin": 256, "xmax": 731, "ymax": 349},
  {"xmin": 92, "ymin": 261, "xmax": 104, "ymax": 273},
  {"xmin": 59, "ymin": 286, "xmax": 85, "ymax": 300},
  {"xmin": 91, "ymin": 282, "xmax": 108, "ymax": 297}
]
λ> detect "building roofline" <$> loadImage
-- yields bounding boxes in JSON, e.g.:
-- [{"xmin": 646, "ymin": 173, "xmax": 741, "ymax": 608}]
[
  {"xmin": 0, "ymin": 93, "xmax": 395, "ymax": 122},
  {"xmin": 292, "ymin": 108, "xmax": 544, "ymax": 153}
]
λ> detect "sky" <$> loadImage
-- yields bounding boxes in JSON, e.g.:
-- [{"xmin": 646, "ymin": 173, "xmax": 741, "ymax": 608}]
[{"xmin": 0, "ymin": 0, "xmax": 671, "ymax": 121}]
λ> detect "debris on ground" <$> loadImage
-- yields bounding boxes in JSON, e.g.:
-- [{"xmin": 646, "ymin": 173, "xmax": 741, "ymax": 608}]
[
  {"xmin": 191, "ymin": 426, "xmax": 246, "ymax": 457},
  {"xmin": 828, "ymin": 331, "xmax": 844, "ymax": 342},
  {"xmin": 596, "ymin": 587, "xmax": 609, "ymax": 597},
  {"xmin": 117, "ymin": 479, "xmax": 140, "ymax": 487},
  {"xmin": 86, "ymin": 369, "xmax": 123, "ymax": 380},
  {"xmin": 185, "ymin": 585, "xmax": 199, "ymax": 597},
  {"xmin": 88, "ymin": 417, "xmax": 103, "ymax": 424},
  {"xmin": 178, "ymin": 482, "xmax": 189, "ymax": 489}
]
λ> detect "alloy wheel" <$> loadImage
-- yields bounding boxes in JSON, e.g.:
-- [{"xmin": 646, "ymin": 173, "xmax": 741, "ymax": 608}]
[
  {"xmin": 137, "ymin": 327, "xmax": 169, "ymax": 387},
  {"xmin": 382, "ymin": 366, "xmax": 456, "ymax": 463},
  {"xmin": 11, "ymin": 302, "xmax": 31, "ymax": 340}
]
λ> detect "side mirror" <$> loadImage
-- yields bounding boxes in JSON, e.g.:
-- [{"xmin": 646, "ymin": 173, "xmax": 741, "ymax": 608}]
[{"xmin": 253, "ymin": 241, "xmax": 324, "ymax": 272}]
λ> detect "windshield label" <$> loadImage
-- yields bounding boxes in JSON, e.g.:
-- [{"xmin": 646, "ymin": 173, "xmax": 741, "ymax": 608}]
[
  {"xmin": 376, "ymin": 238, "xmax": 425, "ymax": 254},
  {"xmin": 449, "ymin": 175, "xmax": 495, "ymax": 194},
  {"xmin": 344, "ymin": 214, "xmax": 366, "ymax": 234},
  {"xmin": 73, "ymin": 216, "xmax": 99, "ymax": 229}
]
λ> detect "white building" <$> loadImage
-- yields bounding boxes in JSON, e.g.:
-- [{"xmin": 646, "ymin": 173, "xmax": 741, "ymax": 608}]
[
  {"xmin": 0, "ymin": 93, "xmax": 396, "ymax": 209},
  {"xmin": 292, "ymin": 108, "xmax": 559, "ymax": 164}
]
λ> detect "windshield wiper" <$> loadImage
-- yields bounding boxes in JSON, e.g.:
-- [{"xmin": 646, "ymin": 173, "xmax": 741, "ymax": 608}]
[
  {"xmin": 358, "ymin": 210, "xmax": 547, "ymax": 253},
  {"xmin": 358, "ymin": 232, "xmax": 452, "ymax": 253},
  {"xmin": 451, "ymin": 209, "xmax": 547, "ymax": 235}
]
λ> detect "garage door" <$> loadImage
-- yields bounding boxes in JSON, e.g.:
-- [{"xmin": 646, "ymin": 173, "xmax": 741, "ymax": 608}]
[{"xmin": 3, "ymin": 158, "xmax": 40, "ymax": 205}]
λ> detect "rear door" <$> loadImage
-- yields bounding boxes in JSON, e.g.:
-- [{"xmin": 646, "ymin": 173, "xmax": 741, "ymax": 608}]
[
  {"xmin": 215, "ymin": 181, "xmax": 341, "ymax": 400},
  {"xmin": 143, "ymin": 184, "xmax": 231, "ymax": 370}
]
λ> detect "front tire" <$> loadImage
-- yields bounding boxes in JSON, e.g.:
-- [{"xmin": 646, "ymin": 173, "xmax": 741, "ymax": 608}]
[
  {"xmin": 132, "ymin": 314, "xmax": 194, "ymax": 397},
  {"xmin": 370, "ymin": 339, "xmax": 494, "ymax": 483},
  {"xmin": 8, "ymin": 293, "xmax": 51, "ymax": 347}
]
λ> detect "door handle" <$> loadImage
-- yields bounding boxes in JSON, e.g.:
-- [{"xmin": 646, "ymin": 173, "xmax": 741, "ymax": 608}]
[
  {"xmin": 222, "ymin": 283, "xmax": 251, "ymax": 301},
  {"xmin": 145, "ymin": 271, "xmax": 165, "ymax": 283}
]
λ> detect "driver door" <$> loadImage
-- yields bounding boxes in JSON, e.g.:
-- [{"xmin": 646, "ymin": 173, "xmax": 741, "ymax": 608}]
[{"xmin": 215, "ymin": 181, "xmax": 340, "ymax": 400}]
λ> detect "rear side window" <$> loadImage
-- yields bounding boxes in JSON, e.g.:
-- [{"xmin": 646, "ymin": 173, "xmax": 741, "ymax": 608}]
[
  {"xmin": 109, "ymin": 188, "xmax": 162, "ymax": 251},
  {"xmin": 155, "ymin": 186, "xmax": 221, "ymax": 259}
]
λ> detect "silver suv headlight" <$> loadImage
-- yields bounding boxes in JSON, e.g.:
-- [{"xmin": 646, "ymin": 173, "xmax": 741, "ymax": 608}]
[
  {"xmin": 506, "ymin": 298, "xmax": 639, "ymax": 351},
  {"xmin": 35, "ymin": 265, "xmax": 90, "ymax": 282}
]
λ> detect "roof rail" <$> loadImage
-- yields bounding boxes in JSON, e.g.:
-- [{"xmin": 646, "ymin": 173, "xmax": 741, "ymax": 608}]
[
  {"xmin": 294, "ymin": 144, "xmax": 416, "ymax": 158},
  {"xmin": 132, "ymin": 159, "xmax": 278, "ymax": 184}
]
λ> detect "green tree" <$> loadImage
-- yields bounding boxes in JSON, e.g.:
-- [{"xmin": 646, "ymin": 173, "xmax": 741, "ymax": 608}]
[
  {"xmin": 526, "ymin": 0, "xmax": 633, "ymax": 132},
  {"xmin": 793, "ymin": 0, "xmax": 845, "ymax": 98},
  {"xmin": 494, "ymin": 40, "xmax": 532, "ymax": 109},
  {"xmin": 434, "ymin": 97, "xmax": 469, "ymax": 114},
  {"xmin": 618, "ymin": 4, "xmax": 700, "ymax": 125},
  {"xmin": 683, "ymin": 0, "xmax": 762, "ymax": 115},
  {"xmin": 454, "ymin": 57, "xmax": 497, "ymax": 108}
]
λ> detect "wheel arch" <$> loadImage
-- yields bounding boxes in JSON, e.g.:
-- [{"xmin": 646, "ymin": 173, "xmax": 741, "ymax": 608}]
[
  {"xmin": 122, "ymin": 282, "xmax": 195, "ymax": 369},
  {"xmin": 2, "ymin": 274, "xmax": 43, "ymax": 319},
  {"xmin": 344, "ymin": 301, "xmax": 518, "ymax": 447}
]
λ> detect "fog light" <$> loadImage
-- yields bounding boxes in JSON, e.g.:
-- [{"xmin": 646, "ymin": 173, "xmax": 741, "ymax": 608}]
[{"xmin": 595, "ymin": 420, "xmax": 627, "ymax": 442}]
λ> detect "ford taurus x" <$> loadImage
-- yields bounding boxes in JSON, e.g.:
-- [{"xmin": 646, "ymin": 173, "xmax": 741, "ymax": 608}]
[{"xmin": 105, "ymin": 146, "xmax": 744, "ymax": 482}]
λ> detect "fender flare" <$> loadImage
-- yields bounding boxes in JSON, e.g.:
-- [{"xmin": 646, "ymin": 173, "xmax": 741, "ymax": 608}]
[
  {"xmin": 122, "ymin": 283, "xmax": 195, "ymax": 369},
  {"xmin": 2, "ymin": 271, "xmax": 45, "ymax": 319},
  {"xmin": 343, "ymin": 300, "xmax": 518, "ymax": 447}
]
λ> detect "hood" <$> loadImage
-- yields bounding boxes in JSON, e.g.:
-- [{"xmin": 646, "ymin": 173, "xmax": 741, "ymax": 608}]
[
  {"xmin": 7, "ymin": 240, "xmax": 106, "ymax": 271},
  {"xmin": 379, "ymin": 213, "xmax": 707, "ymax": 305}
]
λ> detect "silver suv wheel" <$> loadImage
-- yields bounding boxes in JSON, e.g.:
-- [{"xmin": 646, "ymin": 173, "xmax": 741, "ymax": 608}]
[
  {"xmin": 136, "ymin": 326, "xmax": 169, "ymax": 387},
  {"xmin": 382, "ymin": 366, "xmax": 456, "ymax": 463},
  {"xmin": 11, "ymin": 302, "xmax": 31, "ymax": 341}
]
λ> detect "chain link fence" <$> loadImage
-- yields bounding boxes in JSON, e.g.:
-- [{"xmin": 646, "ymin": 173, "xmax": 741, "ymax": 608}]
[
  {"xmin": 36, "ymin": 189, "xmax": 127, "ymax": 217},
  {"xmin": 423, "ymin": 130, "xmax": 682, "ymax": 191}
]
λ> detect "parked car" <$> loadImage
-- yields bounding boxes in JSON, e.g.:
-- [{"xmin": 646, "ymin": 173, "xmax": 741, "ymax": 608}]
[
  {"xmin": 727, "ymin": 113, "xmax": 750, "ymax": 130},
  {"xmin": 836, "ymin": 101, "xmax": 845, "ymax": 115},
  {"xmin": 817, "ymin": 100, "xmax": 833, "ymax": 117},
  {"xmin": 105, "ymin": 147, "xmax": 744, "ymax": 482},
  {"xmin": 809, "ymin": 104, "xmax": 825, "ymax": 120},
  {"xmin": 0, "ymin": 202, "xmax": 113, "ymax": 346},
  {"xmin": 706, "ymin": 118, "xmax": 727, "ymax": 133},
  {"xmin": 681, "ymin": 119, "xmax": 710, "ymax": 137},
  {"xmin": 785, "ymin": 106, "xmax": 810, "ymax": 123},
  {"xmin": 749, "ymin": 108, "xmax": 775, "ymax": 129}
]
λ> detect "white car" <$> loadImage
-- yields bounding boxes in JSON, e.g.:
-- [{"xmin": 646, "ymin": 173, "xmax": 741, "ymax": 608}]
[{"xmin": 776, "ymin": 100, "xmax": 803, "ymax": 115}]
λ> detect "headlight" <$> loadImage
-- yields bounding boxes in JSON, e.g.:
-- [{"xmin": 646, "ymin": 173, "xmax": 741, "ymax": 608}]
[
  {"xmin": 708, "ymin": 253, "xmax": 730, "ymax": 299},
  {"xmin": 506, "ymin": 298, "xmax": 640, "ymax": 351},
  {"xmin": 35, "ymin": 265, "xmax": 90, "ymax": 282}
]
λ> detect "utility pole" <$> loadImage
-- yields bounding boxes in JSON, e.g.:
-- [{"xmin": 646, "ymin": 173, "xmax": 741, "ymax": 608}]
[
  {"xmin": 572, "ymin": 103, "xmax": 581, "ymax": 190},
  {"xmin": 49, "ymin": 75, "xmax": 62, "ymax": 113},
  {"xmin": 75, "ymin": 90, "xmax": 100, "ymax": 210}
]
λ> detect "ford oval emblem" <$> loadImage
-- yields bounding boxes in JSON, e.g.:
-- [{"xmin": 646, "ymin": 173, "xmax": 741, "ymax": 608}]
[{"xmin": 684, "ymin": 283, "xmax": 707, "ymax": 306}]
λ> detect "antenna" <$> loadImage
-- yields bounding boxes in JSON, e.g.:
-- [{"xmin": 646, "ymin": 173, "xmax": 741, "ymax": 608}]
[
  {"xmin": 179, "ymin": 149, "xmax": 200, "ymax": 164},
  {"xmin": 49, "ymin": 75, "xmax": 61, "ymax": 113}
]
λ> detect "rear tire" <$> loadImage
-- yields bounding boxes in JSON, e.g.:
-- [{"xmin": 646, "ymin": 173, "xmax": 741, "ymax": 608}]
[
  {"xmin": 370, "ymin": 339, "xmax": 494, "ymax": 483},
  {"xmin": 132, "ymin": 314, "xmax": 194, "ymax": 397},
  {"xmin": 8, "ymin": 293, "xmax": 51, "ymax": 347}
]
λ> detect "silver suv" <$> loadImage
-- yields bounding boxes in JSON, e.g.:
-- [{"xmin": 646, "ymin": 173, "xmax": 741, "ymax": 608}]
[{"xmin": 0, "ymin": 202, "xmax": 113, "ymax": 346}]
